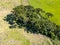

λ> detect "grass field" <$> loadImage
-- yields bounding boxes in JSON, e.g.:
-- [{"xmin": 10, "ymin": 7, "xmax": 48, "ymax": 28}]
[
  {"xmin": 29, "ymin": 0, "xmax": 60, "ymax": 25},
  {"xmin": 0, "ymin": 0, "xmax": 60, "ymax": 45},
  {"xmin": 0, "ymin": 0, "xmax": 21, "ymax": 10}
]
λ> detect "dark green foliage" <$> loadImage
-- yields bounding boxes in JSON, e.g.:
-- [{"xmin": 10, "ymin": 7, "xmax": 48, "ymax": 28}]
[
  {"xmin": 4, "ymin": 5, "xmax": 60, "ymax": 40},
  {"xmin": 46, "ymin": 12, "xmax": 53, "ymax": 18},
  {"xmin": 4, "ymin": 14, "xmax": 16, "ymax": 25}
]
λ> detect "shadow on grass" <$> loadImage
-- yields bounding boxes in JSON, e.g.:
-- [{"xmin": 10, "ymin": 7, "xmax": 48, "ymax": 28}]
[
  {"xmin": 4, "ymin": 14, "xmax": 26, "ymax": 29},
  {"xmin": 4, "ymin": 14, "xmax": 17, "ymax": 28}
]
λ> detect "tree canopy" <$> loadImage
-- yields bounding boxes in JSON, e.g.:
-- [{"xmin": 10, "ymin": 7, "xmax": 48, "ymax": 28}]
[{"xmin": 4, "ymin": 5, "xmax": 60, "ymax": 40}]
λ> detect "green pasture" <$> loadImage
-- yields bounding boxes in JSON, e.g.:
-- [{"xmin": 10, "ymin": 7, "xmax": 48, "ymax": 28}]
[{"xmin": 29, "ymin": 0, "xmax": 60, "ymax": 25}]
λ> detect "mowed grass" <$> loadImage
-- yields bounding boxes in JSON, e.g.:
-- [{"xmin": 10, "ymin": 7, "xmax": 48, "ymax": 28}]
[{"xmin": 29, "ymin": 0, "xmax": 60, "ymax": 25}]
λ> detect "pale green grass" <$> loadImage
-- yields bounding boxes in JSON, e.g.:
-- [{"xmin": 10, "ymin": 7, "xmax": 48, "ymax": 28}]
[
  {"xmin": 6, "ymin": 29, "xmax": 30, "ymax": 45},
  {"xmin": 0, "ymin": 29, "xmax": 30, "ymax": 45},
  {"xmin": 29, "ymin": 0, "xmax": 60, "ymax": 25},
  {"xmin": 0, "ymin": 0, "xmax": 21, "ymax": 10}
]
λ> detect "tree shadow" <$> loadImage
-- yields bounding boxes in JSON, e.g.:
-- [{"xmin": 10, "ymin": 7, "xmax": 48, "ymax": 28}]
[
  {"xmin": 4, "ymin": 14, "xmax": 17, "ymax": 28},
  {"xmin": 4, "ymin": 13, "xmax": 27, "ymax": 29}
]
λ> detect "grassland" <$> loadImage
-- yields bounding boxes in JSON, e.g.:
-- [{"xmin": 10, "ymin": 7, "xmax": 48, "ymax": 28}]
[{"xmin": 29, "ymin": 0, "xmax": 60, "ymax": 25}]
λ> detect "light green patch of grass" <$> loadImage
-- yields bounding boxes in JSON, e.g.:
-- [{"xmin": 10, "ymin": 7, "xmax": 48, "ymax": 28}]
[
  {"xmin": 6, "ymin": 29, "xmax": 30, "ymax": 45},
  {"xmin": 0, "ymin": 0, "xmax": 21, "ymax": 9},
  {"xmin": 29, "ymin": 0, "xmax": 60, "ymax": 25}
]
